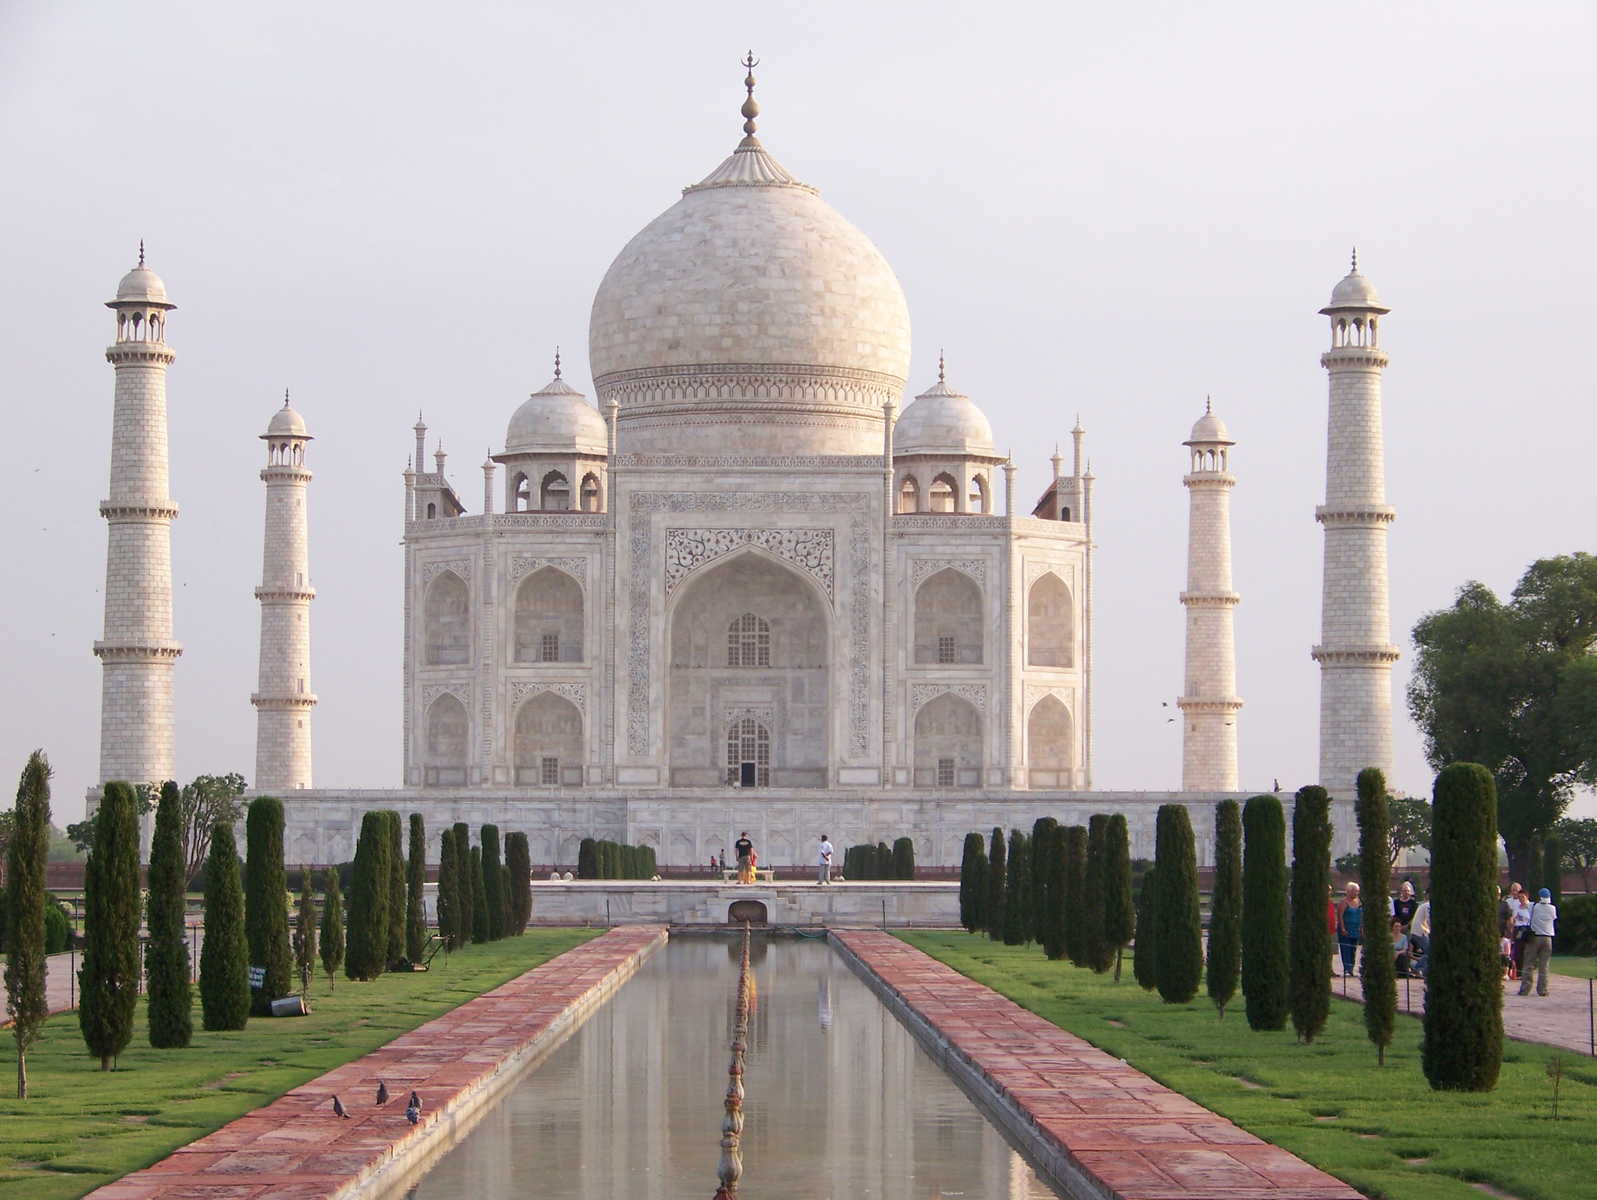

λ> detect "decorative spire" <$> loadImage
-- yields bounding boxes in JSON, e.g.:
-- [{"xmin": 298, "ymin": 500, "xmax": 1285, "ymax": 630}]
[
  {"xmin": 1205, "ymin": 395, "xmax": 1212, "ymax": 414},
  {"xmin": 1351, "ymin": 246, "xmax": 1358, "ymax": 273},
  {"xmin": 554, "ymin": 346, "xmax": 562, "ymax": 378},
  {"xmin": 138, "ymin": 239, "xmax": 145, "ymax": 267},
  {"xmin": 938, "ymin": 348, "xmax": 945, "ymax": 384},
  {"xmin": 283, "ymin": 387, "xmax": 291, "ymax": 409},
  {"xmin": 740, "ymin": 51, "xmax": 760, "ymax": 138}
]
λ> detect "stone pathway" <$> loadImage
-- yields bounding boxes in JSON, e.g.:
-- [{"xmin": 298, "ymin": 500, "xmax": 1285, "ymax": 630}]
[
  {"xmin": 83, "ymin": 925, "xmax": 666, "ymax": 1200},
  {"xmin": 838, "ymin": 930, "xmax": 1360, "ymax": 1200},
  {"xmin": 1327, "ymin": 953, "xmax": 1596, "ymax": 1057}
]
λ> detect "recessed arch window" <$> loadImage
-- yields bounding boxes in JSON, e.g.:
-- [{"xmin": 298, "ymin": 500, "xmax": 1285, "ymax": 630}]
[
  {"xmin": 1027, "ymin": 572, "xmax": 1074, "ymax": 668},
  {"xmin": 898, "ymin": 476, "xmax": 920, "ymax": 513},
  {"xmin": 512, "ymin": 473, "xmax": 531, "ymax": 512},
  {"xmin": 424, "ymin": 571, "xmax": 470, "ymax": 665},
  {"xmin": 540, "ymin": 471, "xmax": 570, "ymax": 511},
  {"xmin": 968, "ymin": 474, "xmax": 988, "ymax": 513},
  {"xmin": 914, "ymin": 568, "xmax": 984, "ymax": 664},
  {"xmin": 425, "ymin": 693, "xmax": 468, "ymax": 786},
  {"xmin": 929, "ymin": 474, "xmax": 957, "ymax": 513},
  {"xmin": 514, "ymin": 567, "xmax": 583, "ymax": 663},
  {"xmin": 725, "ymin": 717, "xmax": 771, "ymax": 787},
  {"xmin": 580, "ymin": 472, "xmax": 601, "ymax": 512},
  {"xmin": 727, "ymin": 612, "xmax": 771, "ymax": 668}
]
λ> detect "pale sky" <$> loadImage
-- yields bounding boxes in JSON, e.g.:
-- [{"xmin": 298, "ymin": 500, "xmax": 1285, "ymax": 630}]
[{"xmin": 3, "ymin": 0, "xmax": 1593, "ymax": 824}]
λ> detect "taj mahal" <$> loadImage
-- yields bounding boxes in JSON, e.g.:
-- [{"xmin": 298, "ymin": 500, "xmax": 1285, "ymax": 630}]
[{"xmin": 91, "ymin": 64, "xmax": 1399, "ymax": 868}]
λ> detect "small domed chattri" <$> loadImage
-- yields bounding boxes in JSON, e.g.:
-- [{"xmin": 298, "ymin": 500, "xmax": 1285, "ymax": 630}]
[
  {"xmin": 1322, "ymin": 247, "xmax": 1388, "ymax": 313},
  {"xmin": 1186, "ymin": 396, "xmax": 1232, "ymax": 446}
]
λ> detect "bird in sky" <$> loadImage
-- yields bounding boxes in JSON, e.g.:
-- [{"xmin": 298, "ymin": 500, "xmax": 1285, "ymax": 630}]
[{"xmin": 332, "ymin": 1096, "xmax": 350, "ymax": 1118}]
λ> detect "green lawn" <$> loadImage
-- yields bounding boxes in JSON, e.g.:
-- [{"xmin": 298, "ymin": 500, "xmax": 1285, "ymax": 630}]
[
  {"xmin": 901, "ymin": 932, "xmax": 1597, "ymax": 1200},
  {"xmin": 1551, "ymin": 954, "xmax": 1597, "ymax": 979},
  {"xmin": 0, "ymin": 930, "xmax": 597, "ymax": 1200}
]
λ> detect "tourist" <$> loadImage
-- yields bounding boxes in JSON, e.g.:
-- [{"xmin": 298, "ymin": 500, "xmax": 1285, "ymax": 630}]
[
  {"xmin": 1336, "ymin": 883, "xmax": 1363, "ymax": 977},
  {"xmin": 1509, "ymin": 883, "xmax": 1533, "ymax": 977},
  {"xmin": 817, "ymin": 833, "xmax": 834, "ymax": 885},
  {"xmin": 1499, "ymin": 927, "xmax": 1513, "ymax": 980},
  {"xmin": 1391, "ymin": 879, "xmax": 1418, "ymax": 930},
  {"xmin": 1410, "ymin": 889, "xmax": 1431, "ymax": 964},
  {"xmin": 1391, "ymin": 918, "xmax": 1415, "ymax": 977},
  {"xmin": 734, "ymin": 831, "xmax": 755, "ymax": 884},
  {"xmin": 1518, "ymin": 888, "xmax": 1558, "ymax": 997}
]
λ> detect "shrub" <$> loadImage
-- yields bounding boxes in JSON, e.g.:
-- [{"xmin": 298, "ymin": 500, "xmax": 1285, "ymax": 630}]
[
  {"xmin": 1356, "ymin": 768, "xmax": 1396, "ymax": 1064},
  {"xmin": 199, "ymin": 820, "xmax": 249, "ymax": 1031},
  {"xmin": 345, "ymin": 811, "xmax": 390, "ymax": 980},
  {"xmin": 986, "ymin": 828, "xmax": 1007, "ymax": 943},
  {"xmin": 1003, "ymin": 831, "xmax": 1029, "ymax": 945},
  {"xmin": 43, "ymin": 901, "xmax": 71, "ymax": 954},
  {"xmin": 892, "ymin": 836, "xmax": 915, "ymax": 880},
  {"xmin": 79, "ymin": 782, "xmax": 141, "ymax": 1069},
  {"xmin": 1083, "ymin": 815, "xmax": 1114, "ymax": 973},
  {"xmin": 1154, "ymin": 805, "xmax": 1202, "ymax": 1004},
  {"xmin": 1242, "ymin": 795, "xmax": 1289, "ymax": 1030},
  {"xmin": 1132, "ymin": 865, "xmax": 1159, "ymax": 991},
  {"xmin": 406, "ymin": 814, "xmax": 427, "ymax": 961},
  {"xmin": 1422, "ymin": 762, "xmax": 1502, "ymax": 1091},
  {"xmin": 1289, "ymin": 786, "xmax": 1332, "ymax": 1043},
  {"xmin": 481, "ymin": 824, "xmax": 505, "ymax": 940},
  {"xmin": 146, "ymin": 780, "xmax": 191, "ymax": 1048},
  {"xmin": 6, "ymin": 749, "xmax": 52, "ymax": 1097},
  {"xmin": 959, "ymin": 832, "xmax": 987, "ymax": 933},
  {"xmin": 1207, "ymin": 799, "xmax": 1242, "ymax": 1018},
  {"xmin": 1030, "ymin": 817, "xmax": 1059, "ymax": 943},
  {"xmin": 319, "ymin": 867, "xmax": 344, "ymax": 989},
  {"xmin": 1557, "ymin": 894, "xmax": 1597, "ymax": 954},
  {"xmin": 384, "ymin": 811, "xmax": 406, "ymax": 965},
  {"xmin": 1063, "ymin": 825, "xmax": 1088, "ymax": 966},
  {"xmin": 506, "ymin": 832, "xmax": 533, "ymax": 934},
  {"xmin": 1104, "ymin": 814, "xmax": 1134, "ymax": 981}
]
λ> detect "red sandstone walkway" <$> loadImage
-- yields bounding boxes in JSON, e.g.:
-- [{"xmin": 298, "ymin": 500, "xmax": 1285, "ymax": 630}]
[
  {"xmin": 84, "ymin": 925, "xmax": 666, "ymax": 1200},
  {"xmin": 837, "ymin": 930, "xmax": 1361, "ymax": 1200}
]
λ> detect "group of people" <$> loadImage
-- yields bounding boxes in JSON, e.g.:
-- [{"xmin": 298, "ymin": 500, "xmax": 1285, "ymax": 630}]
[
  {"xmin": 1501, "ymin": 882, "xmax": 1559, "ymax": 997},
  {"xmin": 1333, "ymin": 879, "xmax": 1431, "ymax": 979},
  {"xmin": 710, "ymin": 833, "xmax": 839, "ymax": 885}
]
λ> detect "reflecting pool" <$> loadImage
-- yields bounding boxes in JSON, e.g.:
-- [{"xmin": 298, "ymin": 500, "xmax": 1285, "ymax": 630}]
[{"xmin": 401, "ymin": 936, "xmax": 1063, "ymax": 1198}]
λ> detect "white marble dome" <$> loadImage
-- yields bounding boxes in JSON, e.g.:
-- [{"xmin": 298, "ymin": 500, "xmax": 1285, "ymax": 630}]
[
  {"xmin": 505, "ymin": 374, "xmax": 608, "ymax": 455},
  {"xmin": 588, "ymin": 131, "xmax": 912, "ymax": 455},
  {"xmin": 894, "ymin": 375, "xmax": 997, "ymax": 457},
  {"xmin": 111, "ymin": 263, "xmax": 173, "ymax": 307},
  {"xmin": 1186, "ymin": 404, "xmax": 1231, "ymax": 445},
  {"xmin": 1323, "ymin": 268, "xmax": 1387, "ymax": 312},
  {"xmin": 267, "ymin": 399, "xmax": 309, "ymax": 438}
]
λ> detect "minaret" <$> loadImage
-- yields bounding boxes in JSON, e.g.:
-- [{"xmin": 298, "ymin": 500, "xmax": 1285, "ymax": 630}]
[
  {"xmin": 252, "ymin": 391, "xmax": 317, "ymax": 790},
  {"xmin": 95, "ymin": 246, "xmax": 181, "ymax": 792},
  {"xmin": 1313, "ymin": 252, "xmax": 1397, "ymax": 795},
  {"xmin": 1178, "ymin": 400, "xmax": 1242, "ymax": 790}
]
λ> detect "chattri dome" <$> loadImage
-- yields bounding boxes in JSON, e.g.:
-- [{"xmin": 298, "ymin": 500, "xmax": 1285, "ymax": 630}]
[
  {"xmin": 267, "ymin": 395, "xmax": 309, "ymax": 438},
  {"xmin": 1185, "ymin": 401, "xmax": 1232, "ymax": 446},
  {"xmin": 505, "ymin": 373, "xmax": 608, "ymax": 456},
  {"xmin": 1321, "ymin": 253, "xmax": 1389, "ymax": 314},
  {"xmin": 894, "ymin": 370, "xmax": 998, "ymax": 458},
  {"xmin": 109, "ymin": 245, "xmax": 174, "ymax": 308}
]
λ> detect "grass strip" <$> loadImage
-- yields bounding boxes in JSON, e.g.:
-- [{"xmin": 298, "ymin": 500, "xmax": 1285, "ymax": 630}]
[
  {"xmin": 901, "ymin": 931, "xmax": 1597, "ymax": 1200},
  {"xmin": 0, "ymin": 930, "xmax": 597, "ymax": 1200},
  {"xmin": 1550, "ymin": 954, "xmax": 1596, "ymax": 980}
]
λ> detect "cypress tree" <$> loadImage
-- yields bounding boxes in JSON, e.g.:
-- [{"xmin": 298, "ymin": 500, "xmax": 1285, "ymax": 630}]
[
  {"xmin": 1030, "ymin": 817, "xmax": 1059, "ymax": 943},
  {"xmin": 578, "ymin": 837, "xmax": 598, "ymax": 879},
  {"xmin": 1289, "ymin": 786, "xmax": 1332, "ymax": 1043},
  {"xmin": 1356, "ymin": 768, "xmax": 1396, "ymax": 1064},
  {"xmin": 384, "ymin": 811, "xmax": 405, "ymax": 965},
  {"xmin": 199, "ymin": 821, "xmax": 250, "ymax": 1031},
  {"xmin": 6, "ymin": 750, "xmax": 52, "ymax": 1098},
  {"xmin": 1003, "ymin": 831, "xmax": 1030, "ymax": 945},
  {"xmin": 481, "ymin": 824, "xmax": 506, "ymax": 941},
  {"xmin": 293, "ymin": 867, "xmax": 317, "ymax": 997},
  {"xmin": 346, "ymin": 811, "xmax": 390, "ymax": 980},
  {"xmin": 1422, "ymin": 763, "xmax": 1502, "ymax": 1091},
  {"xmin": 1064, "ymin": 825, "xmax": 1089, "ymax": 966},
  {"xmin": 959, "ymin": 832, "xmax": 986, "ymax": 932},
  {"xmin": 470, "ymin": 846, "xmax": 488, "ymax": 943},
  {"xmin": 79, "ymin": 782, "xmax": 141, "ymax": 1069},
  {"xmin": 1104, "ymin": 814, "xmax": 1134, "ymax": 981},
  {"xmin": 1133, "ymin": 865, "xmax": 1159, "ymax": 991},
  {"xmin": 244, "ymin": 796, "xmax": 293, "ymax": 1013},
  {"xmin": 1242, "ymin": 795, "xmax": 1289, "ymax": 1030},
  {"xmin": 146, "ymin": 779, "xmax": 191, "ymax": 1048},
  {"xmin": 506, "ymin": 832, "xmax": 533, "ymax": 934},
  {"xmin": 1543, "ymin": 836, "xmax": 1562, "ymax": 907},
  {"xmin": 1154, "ymin": 804, "xmax": 1202, "ymax": 1004},
  {"xmin": 986, "ymin": 828, "xmax": 1007, "ymax": 943},
  {"xmin": 1040, "ymin": 824, "xmax": 1068, "ymax": 960},
  {"xmin": 319, "ymin": 867, "xmax": 344, "ymax": 990},
  {"xmin": 452, "ymin": 822, "xmax": 475, "ymax": 941},
  {"xmin": 892, "ymin": 836, "xmax": 915, "ymax": 880},
  {"xmin": 1207, "ymin": 799, "xmax": 1242, "ymax": 1019},
  {"xmin": 406, "ymin": 814, "xmax": 427, "ymax": 961},
  {"xmin": 1083, "ymin": 815, "xmax": 1114, "ymax": 973},
  {"xmin": 436, "ymin": 829, "xmax": 459, "ymax": 950}
]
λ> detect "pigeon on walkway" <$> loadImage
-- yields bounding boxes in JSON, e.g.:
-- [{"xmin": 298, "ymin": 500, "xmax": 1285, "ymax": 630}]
[
  {"xmin": 405, "ymin": 1103, "xmax": 420, "ymax": 1125},
  {"xmin": 408, "ymin": 1090, "xmax": 422, "ymax": 1111},
  {"xmin": 332, "ymin": 1096, "xmax": 350, "ymax": 1118},
  {"xmin": 376, "ymin": 1081, "xmax": 389, "ymax": 1106}
]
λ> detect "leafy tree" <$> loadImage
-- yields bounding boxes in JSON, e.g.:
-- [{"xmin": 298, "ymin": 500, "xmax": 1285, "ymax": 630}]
[
  {"xmin": 145, "ymin": 780, "xmax": 191, "ymax": 1048},
  {"xmin": 1289, "ymin": 786, "xmax": 1332, "ymax": 1043},
  {"xmin": 199, "ymin": 821, "xmax": 250, "ymax": 1030},
  {"xmin": 453, "ymin": 823, "xmax": 475, "ymax": 942},
  {"xmin": 293, "ymin": 868, "xmax": 318, "ymax": 997},
  {"xmin": 406, "ymin": 814, "xmax": 427, "ymax": 961},
  {"xmin": 1387, "ymin": 796, "xmax": 1433, "ymax": 867},
  {"xmin": 481, "ymin": 824, "xmax": 506, "ymax": 941},
  {"xmin": 1104, "ymin": 815, "xmax": 1134, "ymax": 981},
  {"xmin": 470, "ymin": 846, "xmax": 488, "ymax": 944},
  {"xmin": 958, "ymin": 832, "xmax": 987, "ymax": 933},
  {"xmin": 1356, "ymin": 768, "xmax": 1396, "ymax": 1064},
  {"xmin": 1207, "ymin": 799, "xmax": 1242, "ymax": 1018},
  {"xmin": 64, "ymin": 783, "xmax": 155, "ymax": 855},
  {"xmin": 79, "ymin": 782, "xmax": 141, "ymax": 1069},
  {"xmin": 1553, "ymin": 816, "xmax": 1597, "ymax": 891},
  {"xmin": 1409, "ymin": 554, "xmax": 1597, "ymax": 883},
  {"xmin": 1030, "ymin": 817, "xmax": 1058, "ymax": 942},
  {"xmin": 506, "ymin": 832, "xmax": 533, "ymax": 934},
  {"xmin": 1422, "ymin": 763, "xmax": 1503, "ymax": 1091},
  {"xmin": 177, "ymin": 774, "xmax": 246, "ymax": 885},
  {"xmin": 318, "ymin": 867, "xmax": 343, "ymax": 990},
  {"xmin": 1132, "ymin": 865, "xmax": 1159, "ymax": 992},
  {"xmin": 1242, "ymin": 795, "xmax": 1289, "ymax": 1030},
  {"xmin": 6, "ymin": 750, "xmax": 52, "ymax": 1097},
  {"xmin": 1063, "ymin": 825, "xmax": 1088, "ymax": 966},
  {"xmin": 345, "ymin": 811, "xmax": 390, "ymax": 980},
  {"xmin": 244, "ymin": 797, "xmax": 293, "ymax": 1013},
  {"xmin": 1083, "ymin": 815, "xmax": 1114, "ymax": 973},
  {"xmin": 986, "ymin": 828, "xmax": 1007, "ymax": 943},
  {"xmin": 1153, "ymin": 805, "xmax": 1201, "ymax": 1004},
  {"xmin": 1542, "ymin": 836, "xmax": 1562, "ymax": 906},
  {"xmin": 1003, "ymin": 831, "xmax": 1029, "ymax": 945},
  {"xmin": 384, "ymin": 811, "xmax": 406, "ymax": 965}
]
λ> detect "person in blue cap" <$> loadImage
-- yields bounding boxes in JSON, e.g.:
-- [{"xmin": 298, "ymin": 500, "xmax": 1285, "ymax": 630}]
[{"xmin": 1517, "ymin": 887, "xmax": 1558, "ymax": 997}]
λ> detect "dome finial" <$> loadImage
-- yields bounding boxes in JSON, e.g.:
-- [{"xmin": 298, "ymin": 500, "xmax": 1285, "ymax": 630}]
[
  {"xmin": 138, "ymin": 239, "xmax": 145, "ymax": 267},
  {"xmin": 283, "ymin": 387, "xmax": 291, "ymax": 409},
  {"xmin": 1205, "ymin": 394, "xmax": 1212, "ymax": 414},
  {"xmin": 740, "ymin": 50, "xmax": 760, "ymax": 138},
  {"xmin": 1350, "ymin": 246, "xmax": 1358, "ymax": 273},
  {"xmin": 554, "ymin": 346, "xmax": 562, "ymax": 378},
  {"xmin": 937, "ymin": 347, "xmax": 945, "ymax": 384}
]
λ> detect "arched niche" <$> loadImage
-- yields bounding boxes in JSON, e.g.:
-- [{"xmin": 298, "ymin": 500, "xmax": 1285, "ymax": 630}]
[
  {"xmin": 513, "ymin": 692, "xmax": 583, "ymax": 786},
  {"xmin": 913, "ymin": 568, "xmax": 983, "ymax": 664},
  {"xmin": 929, "ymin": 474, "xmax": 957, "ymax": 513},
  {"xmin": 580, "ymin": 472, "xmax": 602, "ymax": 512},
  {"xmin": 967, "ymin": 474, "xmax": 988, "ymax": 513},
  {"xmin": 513, "ymin": 567, "xmax": 583, "ymax": 663},
  {"xmin": 666, "ymin": 550, "xmax": 830, "ymax": 788},
  {"xmin": 425, "ymin": 693, "xmax": 469, "ymax": 786},
  {"xmin": 898, "ymin": 475, "xmax": 920, "ymax": 513},
  {"xmin": 1027, "ymin": 694, "xmax": 1075, "ymax": 788},
  {"xmin": 540, "ymin": 470, "xmax": 570, "ymax": 510},
  {"xmin": 1027, "ymin": 572, "xmax": 1074, "ymax": 668},
  {"xmin": 913, "ymin": 692, "xmax": 982, "ymax": 788},
  {"xmin": 424, "ymin": 571, "xmax": 470, "ymax": 665}
]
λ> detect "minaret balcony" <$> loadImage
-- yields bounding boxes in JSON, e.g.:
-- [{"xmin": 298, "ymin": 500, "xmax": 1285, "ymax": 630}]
[
  {"xmin": 1178, "ymin": 590, "xmax": 1240, "ymax": 607},
  {"xmin": 251, "ymin": 694, "xmax": 319, "ymax": 710},
  {"xmin": 93, "ymin": 639, "xmax": 182, "ymax": 661},
  {"xmin": 1310, "ymin": 643, "xmax": 1401, "ymax": 665},
  {"xmin": 99, "ymin": 499, "xmax": 180, "ymax": 520},
  {"xmin": 1319, "ymin": 346, "xmax": 1389, "ymax": 369},
  {"xmin": 105, "ymin": 342, "xmax": 176, "ymax": 366},
  {"xmin": 254, "ymin": 585, "xmax": 317, "ymax": 602},
  {"xmin": 1314, "ymin": 504, "xmax": 1396, "ymax": 526}
]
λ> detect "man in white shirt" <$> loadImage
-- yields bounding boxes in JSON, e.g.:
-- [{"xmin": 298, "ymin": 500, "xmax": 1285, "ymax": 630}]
[
  {"xmin": 817, "ymin": 834, "xmax": 834, "ymax": 885},
  {"xmin": 1518, "ymin": 888, "xmax": 1558, "ymax": 997},
  {"xmin": 1408, "ymin": 893, "xmax": 1431, "ymax": 975}
]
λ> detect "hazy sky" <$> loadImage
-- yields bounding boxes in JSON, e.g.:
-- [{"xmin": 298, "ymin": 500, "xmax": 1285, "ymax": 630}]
[{"xmin": 4, "ymin": 1, "xmax": 1594, "ymax": 824}]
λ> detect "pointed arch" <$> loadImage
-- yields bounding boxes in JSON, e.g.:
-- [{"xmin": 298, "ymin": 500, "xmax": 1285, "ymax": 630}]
[
  {"xmin": 725, "ymin": 717, "xmax": 771, "ymax": 787},
  {"xmin": 914, "ymin": 567, "xmax": 983, "ymax": 664},
  {"xmin": 424, "ymin": 571, "xmax": 470, "ymax": 665},
  {"xmin": 514, "ymin": 567, "xmax": 583, "ymax": 663},
  {"xmin": 1027, "ymin": 572, "xmax": 1074, "ymax": 668},
  {"xmin": 929, "ymin": 473, "xmax": 958, "ymax": 513},
  {"xmin": 425, "ymin": 693, "xmax": 468, "ymax": 786},
  {"xmin": 540, "ymin": 470, "xmax": 570, "ymax": 510},
  {"xmin": 1027, "ymin": 694, "xmax": 1075, "ymax": 787},
  {"xmin": 898, "ymin": 475, "xmax": 920, "ymax": 513},
  {"xmin": 513, "ymin": 691, "xmax": 583, "ymax": 786},
  {"xmin": 913, "ymin": 692, "xmax": 982, "ymax": 787},
  {"xmin": 967, "ymin": 473, "xmax": 988, "ymax": 513},
  {"xmin": 512, "ymin": 472, "xmax": 531, "ymax": 512},
  {"xmin": 580, "ymin": 472, "xmax": 602, "ymax": 512}
]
